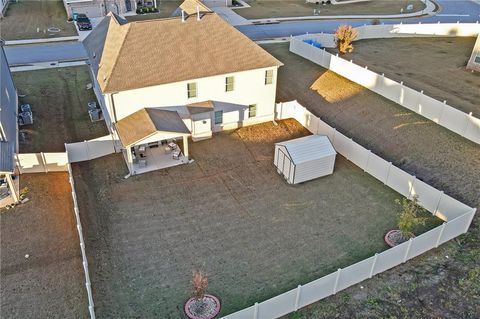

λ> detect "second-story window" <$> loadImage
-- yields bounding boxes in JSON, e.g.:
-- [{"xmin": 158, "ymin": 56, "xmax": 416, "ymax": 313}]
[
  {"xmin": 225, "ymin": 76, "xmax": 234, "ymax": 92},
  {"xmin": 265, "ymin": 70, "xmax": 274, "ymax": 85},
  {"xmin": 187, "ymin": 82, "xmax": 197, "ymax": 98}
]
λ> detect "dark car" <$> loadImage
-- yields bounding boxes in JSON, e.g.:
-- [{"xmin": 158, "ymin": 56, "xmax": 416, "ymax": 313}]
[{"xmin": 76, "ymin": 14, "xmax": 92, "ymax": 31}]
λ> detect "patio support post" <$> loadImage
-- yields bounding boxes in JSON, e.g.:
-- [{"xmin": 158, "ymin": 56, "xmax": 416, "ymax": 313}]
[
  {"xmin": 126, "ymin": 146, "xmax": 134, "ymax": 175},
  {"xmin": 6, "ymin": 173, "xmax": 19, "ymax": 203},
  {"xmin": 183, "ymin": 136, "xmax": 189, "ymax": 159}
]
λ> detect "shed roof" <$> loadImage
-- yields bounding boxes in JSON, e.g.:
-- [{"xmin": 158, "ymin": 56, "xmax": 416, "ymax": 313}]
[
  {"xmin": 83, "ymin": 10, "xmax": 282, "ymax": 93},
  {"xmin": 115, "ymin": 108, "xmax": 190, "ymax": 147},
  {"xmin": 276, "ymin": 135, "xmax": 336, "ymax": 164}
]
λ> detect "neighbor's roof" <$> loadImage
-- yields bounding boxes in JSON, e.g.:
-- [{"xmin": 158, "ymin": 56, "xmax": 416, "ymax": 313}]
[
  {"xmin": 276, "ymin": 135, "xmax": 336, "ymax": 164},
  {"xmin": 115, "ymin": 108, "xmax": 190, "ymax": 146},
  {"xmin": 179, "ymin": 0, "xmax": 212, "ymax": 15},
  {"xmin": 0, "ymin": 45, "xmax": 17, "ymax": 173},
  {"xmin": 186, "ymin": 100, "xmax": 215, "ymax": 114},
  {"xmin": 85, "ymin": 11, "xmax": 282, "ymax": 93}
]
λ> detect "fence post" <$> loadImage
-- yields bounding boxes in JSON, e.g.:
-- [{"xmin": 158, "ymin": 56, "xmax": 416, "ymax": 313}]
[
  {"xmin": 364, "ymin": 150, "xmax": 372, "ymax": 172},
  {"xmin": 408, "ymin": 176, "xmax": 416, "ymax": 199},
  {"xmin": 434, "ymin": 191, "xmax": 444, "ymax": 216},
  {"xmin": 461, "ymin": 112, "xmax": 472, "ymax": 138},
  {"xmin": 384, "ymin": 162, "xmax": 393, "ymax": 185},
  {"xmin": 464, "ymin": 208, "xmax": 477, "ymax": 233},
  {"xmin": 435, "ymin": 222, "xmax": 446, "ymax": 248},
  {"xmin": 84, "ymin": 140, "xmax": 90, "ymax": 160},
  {"xmin": 40, "ymin": 152, "xmax": 48, "ymax": 173},
  {"xmin": 403, "ymin": 238, "xmax": 413, "ymax": 263},
  {"xmin": 294, "ymin": 285, "xmax": 302, "ymax": 311},
  {"xmin": 369, "ymin": 253, "xmax": 378, "ymax": 278},
  {"xmin": 253, "ymin": 302, "xmax": 259, "ymax": 319},
  {"xmin": 333, "ymin": 268, "xmax": 341, "ymax": 294}
]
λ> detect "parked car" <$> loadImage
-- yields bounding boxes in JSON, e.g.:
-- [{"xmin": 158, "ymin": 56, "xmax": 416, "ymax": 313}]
[{"xmin": 76, "ymin": 14, "xmax": 92, "ymax": 31}]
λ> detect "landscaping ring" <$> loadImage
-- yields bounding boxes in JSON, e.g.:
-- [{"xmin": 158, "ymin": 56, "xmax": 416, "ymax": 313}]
[
  {"xmin": 185, "ymin": 294, "xmax": 221, "ymax": 319},
  {"xmin": 384, "ymin": 229, "xmax": 414, "ymax": 247}
]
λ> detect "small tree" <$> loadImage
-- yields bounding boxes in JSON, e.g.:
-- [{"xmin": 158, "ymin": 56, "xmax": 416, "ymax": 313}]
[
  {"xmin": 334, "ymin": 25, "xmax": 358, "ymax": 55},
  {"xmin": 396, "ymin": 195, "xmax": 427, "ymax": 238},
  {"xmin": 191, "ymin": 270, "xmax": 208, "ymax": 300}
]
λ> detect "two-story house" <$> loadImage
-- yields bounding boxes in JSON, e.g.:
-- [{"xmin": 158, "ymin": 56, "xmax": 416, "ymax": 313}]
[{"xmin": 83, "ymin": 0, "xmax": 282, "ymax": 175}]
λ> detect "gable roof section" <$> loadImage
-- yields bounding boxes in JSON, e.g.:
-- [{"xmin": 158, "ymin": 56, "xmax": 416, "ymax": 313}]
[
  {"xmin": 187, "ymin": 100, "xmax": 215, "ymax": 114},
  {"xmin": 276, "ymin": 135, "xmax": 336, "ymax": 165},
  {"xmin": 179, "ymin": 0, "xmax": 212, "ymax": 15},
  {"xmin": 115, "ymin": 108, "xmax": 190, "ymax": 147},
  {"xmin": 90, "ymin": 12, "xmax": 283, "ymax": 93}
]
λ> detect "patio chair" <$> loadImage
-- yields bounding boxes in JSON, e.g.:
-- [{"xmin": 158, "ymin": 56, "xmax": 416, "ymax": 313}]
[{"xmin": 173, "ymin": 149, "xmax": 181, "ymax": 160}]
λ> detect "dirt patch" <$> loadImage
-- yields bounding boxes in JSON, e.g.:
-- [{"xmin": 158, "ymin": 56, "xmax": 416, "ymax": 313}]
[
  {"xmin": 0, "ymin": 0, "xmax": 77, "ymax": 40},
  {"xmin": 0, "ymin": 173, "xmax": 88, "ymax": 318},
  {"xmin": 235, "ymin": 0, "xmax": 426, "ymax": 19},
  {"xmin": 335, "ymin": 37, "xmax": 480, "ymax": 116},
  {"xmin": 13, "ymin": 66, "xmax": 109, "ymax": 153},
  {"xmin": 72, "ymin": 119, "xmax": 439, "ymax": 317}
]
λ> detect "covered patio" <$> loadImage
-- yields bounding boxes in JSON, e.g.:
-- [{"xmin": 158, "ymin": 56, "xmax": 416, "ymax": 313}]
[{"xmin": 115, "ymin": 108, "xmax": 191, "ymax": 176}]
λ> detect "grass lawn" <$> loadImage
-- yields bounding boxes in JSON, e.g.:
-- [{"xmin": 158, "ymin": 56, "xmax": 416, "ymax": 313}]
[
  {"xmin": 234, "ymin": 0, "xmax": 426, "ymax": 19},
  {"xmin": 262, "ymin": 43, "xmax": 480, "ymax": 319},
  {"xmin": 0, "ymin": 0, "xmax": 77, "ymax": 40},
  {"xmin": 335, "ymin": 37, "xmax": 480, "ymax": 117},
  {"xmin": 126, "ymin": 0, "xmax": 182, "ymax": 22},
  {"xmin": 73, "ymin": 119, "xmax": 440, "ymax": 318},
  {"xmin": 13, "ymin": 66, "xmax": 109, "ymax": 153},
  {"xmin": 0, "ymin": 173, "xmax": 88, "ymax": 318}
]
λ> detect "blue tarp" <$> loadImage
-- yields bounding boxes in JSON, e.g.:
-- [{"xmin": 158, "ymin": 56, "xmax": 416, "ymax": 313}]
[{"xmin": 303, "ymin": 39, "xmax": 322, "ymax": 48}]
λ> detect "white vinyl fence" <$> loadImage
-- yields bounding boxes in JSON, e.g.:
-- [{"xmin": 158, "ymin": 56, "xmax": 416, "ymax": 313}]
[
  {"xmin": 289, "ymin": 25, "xmax": 480, "ymax": 145},
  {"xmin": 67, "ymin": 164, "xmax": 96, "ymax": 319},
  {"xmin": 16, "ymin": 152, "xmax": 68, "ymax": 173},
  {"xmin": 221, "ymin": 101, "xmax": 476, "ymax": 319},
  {"xmin": 65, "ymin": 134, "xmax": 117, "ymax": 163}
]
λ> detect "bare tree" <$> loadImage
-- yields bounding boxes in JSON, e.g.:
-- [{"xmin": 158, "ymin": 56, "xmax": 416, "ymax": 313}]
[{"xmin": 334, "ymin": 25, "xmax": 359, "ymax": 55}]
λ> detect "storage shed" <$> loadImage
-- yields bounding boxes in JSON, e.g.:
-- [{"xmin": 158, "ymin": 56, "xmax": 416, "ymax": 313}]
[{"xmin": 274, "ymin": 135, "xmax": 336, "ymax": 184}]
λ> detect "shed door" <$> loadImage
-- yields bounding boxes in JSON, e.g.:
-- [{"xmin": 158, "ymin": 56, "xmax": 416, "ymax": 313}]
[{"xmin": 276, "ymin": 148, "xmax": 293, "ymax": 183}]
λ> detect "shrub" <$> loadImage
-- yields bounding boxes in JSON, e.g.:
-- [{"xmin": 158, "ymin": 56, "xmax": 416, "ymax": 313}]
[
  {"xmin": 396, "ymin": 195, "xmax": 427, "ymax": 238},
  {"xmin": 191, "ymin": 270, "xmax": 208, "ymax": 300},
  {"xmin": 334, "ymin": 25, "xmax": 358, "ymax": 55}
]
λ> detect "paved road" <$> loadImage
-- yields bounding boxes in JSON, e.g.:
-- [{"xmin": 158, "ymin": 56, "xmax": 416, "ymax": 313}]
[
  {"xmin": 5, "ymin": 42, "xmax": 87, "ymax": 65},
  {"xmin": 4, "ymin": 0, "xmax": 479, "ymax": 64},
  {"xmin": 238, "ymin": 0, "xmax": 480, "ymax": 40}
]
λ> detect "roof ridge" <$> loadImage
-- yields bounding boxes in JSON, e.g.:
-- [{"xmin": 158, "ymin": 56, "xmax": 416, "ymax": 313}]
[{"xmin": 103, "ymin": 22, "xmax": 132, "ymax": 92}]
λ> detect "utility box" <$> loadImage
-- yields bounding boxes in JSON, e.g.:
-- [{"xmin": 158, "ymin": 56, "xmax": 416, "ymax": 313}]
[{"xmin": 274, "ymin": 135, "xmax": 336, "ymax": 184}]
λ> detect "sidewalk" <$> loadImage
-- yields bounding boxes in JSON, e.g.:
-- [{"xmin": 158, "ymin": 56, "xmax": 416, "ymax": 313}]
[
  {"xmin": 220, "ymin": 0, "xmax": 436, "ymax": 26},
  {"xmin": 4, "ymin": 36, "xmax": 79, "ymax": 46}
]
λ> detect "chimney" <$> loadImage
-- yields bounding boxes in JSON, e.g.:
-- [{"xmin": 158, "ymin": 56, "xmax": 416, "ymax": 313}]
[
  {"xmin": 197, "ymin": 5, "xmax": 200, "ymax": 21},
  {"xmin": 181, "ymin": 10, "xmax": 185, "ymax": 22}
]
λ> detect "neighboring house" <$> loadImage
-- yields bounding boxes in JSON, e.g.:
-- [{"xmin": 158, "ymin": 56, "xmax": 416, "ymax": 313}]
[
  {"xmin": 0, "ymin": 41, "xmax": 19, "ymax": 206},
  {"xmin": 62, "ymin": 0, "xmax": 136, "ymax": 19},
  {"xmin": 467, "ymin": 33, "xmax": 480, "ymax": 72},
  {"xmin": 0, "ymin": 0, "xmax": 10, "ymax": 18},
  {"xmin": 83, "ymin": 0, "xmax": 282, "ymax": 175}
]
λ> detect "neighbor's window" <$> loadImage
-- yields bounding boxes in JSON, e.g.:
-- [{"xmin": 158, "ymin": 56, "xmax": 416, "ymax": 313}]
[
  {"xmin": 187, "ymin": 82, "xmax": 197, "ymax": 98},
  {"xmin": 248, "ymin": 104, "xmax": 257, "ymax": 118},
  {"xmin": 214, "ymin": 110, "xmax": 223, "ymax": 125},
  {"xmin": 225, "ymin": 76, "xmax": 234, "ymax": 92},
  {"xmin": 265, "ymin": 69, "xmax": 274, "ymax": 85}
]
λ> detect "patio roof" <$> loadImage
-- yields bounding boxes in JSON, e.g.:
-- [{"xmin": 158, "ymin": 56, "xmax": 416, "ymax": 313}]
[
  {"xmin": 186, "ymin": 100, "xmax": 215, "ymax": 115},
  {"xmin": 115, "ymin": 108, "xmax": 190, "ymax": 147}
]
